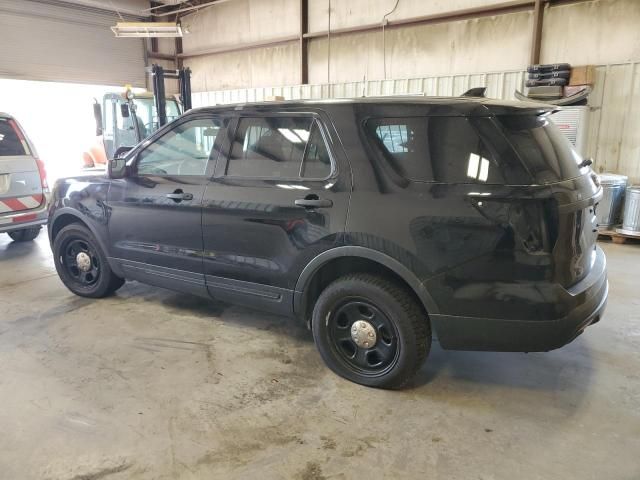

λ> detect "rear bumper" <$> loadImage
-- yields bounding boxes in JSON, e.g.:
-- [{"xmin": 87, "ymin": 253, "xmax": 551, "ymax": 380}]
[
  {"xmin": 432, "ymin": 246, "xmax": 608, "ymax": 352},
  {"xmin": 0, "ymin": 196, "xmax": 49, "ymax": 234}
]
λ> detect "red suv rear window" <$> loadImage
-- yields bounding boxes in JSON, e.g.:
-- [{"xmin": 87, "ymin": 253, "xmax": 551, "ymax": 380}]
[{"xmin": 0, "ymin": 118, "xmax": 28, "ymax": 156}]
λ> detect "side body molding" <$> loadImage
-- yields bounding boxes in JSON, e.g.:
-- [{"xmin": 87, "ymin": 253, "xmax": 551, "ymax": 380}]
[{"xmin": 293, "ymin": 246, "xmax": 439, "ymax": 318}]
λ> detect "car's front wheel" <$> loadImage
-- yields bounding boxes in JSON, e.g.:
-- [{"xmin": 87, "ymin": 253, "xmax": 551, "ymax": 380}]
[
  {"xmin": 8, "ymin": 226, "xmax": 41, "ymax": 242},
  {"xmin": 53, "ymin": 223, "xmax": 125, "ymax": 298},
  {"xmin": 311, "ymin": 273, "xmax": 431, "ymax": 389}
]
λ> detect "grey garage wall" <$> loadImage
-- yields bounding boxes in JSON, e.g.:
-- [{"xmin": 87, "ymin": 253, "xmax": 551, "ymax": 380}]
[
  {"xmin": 192, "ymin": 61, "xmax": 640, "ymax": 183},
  {"xmin": 0, "ymin": 0, "xmax": 146, "ymax": 86}
]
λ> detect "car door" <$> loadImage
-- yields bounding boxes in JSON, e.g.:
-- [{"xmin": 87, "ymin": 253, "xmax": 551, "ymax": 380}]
[
  {"xmin": 201, "ymin": 111, "xmax": 351, "ymax": 315},
  {"xmin": 107, "ymin": 115, "xmax": 227, "ymax": 297}
]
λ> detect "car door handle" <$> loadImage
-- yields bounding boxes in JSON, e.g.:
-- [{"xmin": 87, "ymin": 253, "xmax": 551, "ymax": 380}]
[
  {"xmin": 166, "ymin": 191, "xmax": 193, "ymax": 201},
  {"xmin": 294, "ymin": 197, "xmax": 333, "ymax": 209}
]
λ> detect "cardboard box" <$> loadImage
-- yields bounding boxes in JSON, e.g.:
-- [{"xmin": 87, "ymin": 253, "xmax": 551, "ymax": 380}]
[
  {"xmin": 569, "ymin": 65, "xmax": 595, "ymax": 86},
  {"xmin": 527, "ymin": 85, "xmax": 563, "ymax": 99}
]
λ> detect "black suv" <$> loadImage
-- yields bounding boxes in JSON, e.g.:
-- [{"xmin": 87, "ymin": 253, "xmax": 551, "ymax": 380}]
[{"xmin": 48, "ymin": 97, "xmax": 608, "ymax": 388}]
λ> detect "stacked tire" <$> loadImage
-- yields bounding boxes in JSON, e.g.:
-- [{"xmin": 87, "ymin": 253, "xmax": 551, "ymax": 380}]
[{"xmin": 526, "ymin": 63, "xmax": 571, "ymax": 87}]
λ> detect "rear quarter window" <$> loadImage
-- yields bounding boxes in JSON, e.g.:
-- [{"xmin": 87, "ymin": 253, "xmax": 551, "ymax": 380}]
[
  {"xmin": 496, "ymin": 115, "xmax": 586, "ymax": 184},
  {"xmin": 0, "ymin": 119, "xmax": 28, "ymax": 156},
  {"xmin": 365, "ymin": 116, "xmax": 509, "ymax": 184}
]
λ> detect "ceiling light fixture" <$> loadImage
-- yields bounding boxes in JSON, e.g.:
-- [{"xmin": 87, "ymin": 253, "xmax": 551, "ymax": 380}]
[{"xmin": 111, "ymin": 22, "xmax": 183, "ymax": 38}]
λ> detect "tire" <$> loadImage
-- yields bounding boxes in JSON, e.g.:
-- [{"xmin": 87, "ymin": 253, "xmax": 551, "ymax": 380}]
[
  {"xmin": 311, "ymin": 273, "xmax": 431, "ymax": 389},
  {"xmin": 8, "ymin": 226, "xmax": 42, "ymax": 242},
  {"xmin": 52, "ymin": 223, "xmax": 125, "ymax": 298}
]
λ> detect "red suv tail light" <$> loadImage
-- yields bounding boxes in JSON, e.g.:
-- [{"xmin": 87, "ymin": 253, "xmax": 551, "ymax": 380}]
[{"xmin": 36, "ymin": 158, "xmax": 49, "ymax": 191}]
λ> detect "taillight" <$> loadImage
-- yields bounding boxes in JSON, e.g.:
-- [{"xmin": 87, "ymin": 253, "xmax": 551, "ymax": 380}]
[{"xmin": 35, "ymin": 158, "xmax": 49, "ymax": 191}]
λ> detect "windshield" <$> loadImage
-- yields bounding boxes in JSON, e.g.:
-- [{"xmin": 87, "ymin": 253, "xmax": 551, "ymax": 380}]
[
  {"xmin": 132, "ymin": 97, "xmax": 181, "ymax": 134},
  {"xmin": 497, "ymin": 115, "xmax": 587, "ymax": 184}
]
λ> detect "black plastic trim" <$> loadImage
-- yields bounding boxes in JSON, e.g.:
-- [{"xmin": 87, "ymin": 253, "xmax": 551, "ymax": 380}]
[{"xmin": 293, "ymin": 245, "xmax": 439, "ymax": 319}]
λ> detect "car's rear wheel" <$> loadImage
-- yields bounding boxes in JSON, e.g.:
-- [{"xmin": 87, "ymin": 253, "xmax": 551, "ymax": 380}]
[
  {"xmin": 8, "ymin": 226, "xmax": 41, "ymax": 242},
  {"xmin": 311, "ymin": 273, "xmax": 431, "ymax": 389},
  {"xmin": 53, "ymin": 224, "xmax": 124, "ymax": 298}
]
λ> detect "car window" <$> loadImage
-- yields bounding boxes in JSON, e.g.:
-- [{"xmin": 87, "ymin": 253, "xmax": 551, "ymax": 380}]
[
  {"xmin": 227, "ymin": 117, "xmax": 332, "ymax": 179},
  {"xmin": 365, "ymin": 117, "xmax": 505, "ymax": 184},
  {"xmin": 0, "ymin": 118, "xmax": 28, "ymax": 156},
  {"xmin": 497, "ymin": 115, "xmax": 586, "ymax": 184},
  {"xmin": 136, "ymin": 117, "xmax": 224, "ymax": 176}
]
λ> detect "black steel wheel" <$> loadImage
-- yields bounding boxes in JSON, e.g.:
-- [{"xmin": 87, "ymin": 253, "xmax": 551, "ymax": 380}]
[
  {"xmin": 61, "ymin": 238, "xmax": 101, "ymax": 287},
  {"xmin": 53, "ymin": 223, "xmax": 125, "ymax": 298},
  {"xmin": 328, "ymin": 298, "xmax": 399, "ymax": 376},
  {"xmin": 312, "ymin": 273, "xmax": 431, "ymax": 389}
]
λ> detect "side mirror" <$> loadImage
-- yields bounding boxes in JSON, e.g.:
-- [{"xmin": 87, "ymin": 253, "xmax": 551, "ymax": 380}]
[
  {"xmin": 108, "ymin": 146, "xmax": 134, "ymax": 179},
  {"xmin": 93, "ymin": 102, "xmax": 103, "ymax": 136},
  {"xmin": 120, "ymin": 103, "xmax": 130, "ymax": 118}
]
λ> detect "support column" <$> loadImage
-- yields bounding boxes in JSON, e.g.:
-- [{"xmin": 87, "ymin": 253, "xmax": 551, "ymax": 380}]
[
  {"xmin": 530, "ymin": 0, "xmax": 544, "ymax": 65},
  {"xmin": 300, "ymin": 0, "xmax": 309, "ymax": 84}
]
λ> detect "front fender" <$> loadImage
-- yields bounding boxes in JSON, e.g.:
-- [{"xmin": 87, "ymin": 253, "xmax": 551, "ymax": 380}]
[{"xmin": 48, "ymin": 176, "xmax": 113, "ymax": 266}]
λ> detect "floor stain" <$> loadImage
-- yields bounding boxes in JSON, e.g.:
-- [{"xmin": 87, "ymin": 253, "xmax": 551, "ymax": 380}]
[{"xmin": 296, "ymin": 462, "xmax": 326, "ymax": 480}]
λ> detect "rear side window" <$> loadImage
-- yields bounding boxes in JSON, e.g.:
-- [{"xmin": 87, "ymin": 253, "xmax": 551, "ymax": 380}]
[
  {"xmin": 0, "ymin": 119, "xmax": 28, "ymax": 156},
  {"xmin": 365, "ymin": 117, "xmax": 505, "ymax": 184},
  {"xmin": 227, "ymin": 117, "xmax": 332, "ymax": 179}
]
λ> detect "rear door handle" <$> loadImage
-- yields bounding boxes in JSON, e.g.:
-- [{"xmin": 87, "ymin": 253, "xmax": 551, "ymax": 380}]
[
  {"xmin": 294, "ymin": 198, "xmax": 333, "ymax": 208},
  {"xmin": 166, "ymin": 191, "xmax": 193, "ymax": 201}
]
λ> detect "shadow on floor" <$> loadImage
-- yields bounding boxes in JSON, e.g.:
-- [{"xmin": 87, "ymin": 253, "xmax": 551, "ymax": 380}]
[
  {"xmin": 0, "ymin": 236, "xmax": 40, "ymax": 260},
  {"xmin": 109, "ymin": 280, "xmax": 594, "ymax": 414}
]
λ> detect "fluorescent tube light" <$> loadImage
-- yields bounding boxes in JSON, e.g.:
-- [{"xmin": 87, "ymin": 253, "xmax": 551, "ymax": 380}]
[{"xmin": 111, "ymin": 22, "xmax": 183, "ymax": 38}]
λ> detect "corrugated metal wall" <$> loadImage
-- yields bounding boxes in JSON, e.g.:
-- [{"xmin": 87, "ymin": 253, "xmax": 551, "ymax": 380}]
[{"xmin": 193, "ymin": 62, "xmax": 640, "ymax": 182}]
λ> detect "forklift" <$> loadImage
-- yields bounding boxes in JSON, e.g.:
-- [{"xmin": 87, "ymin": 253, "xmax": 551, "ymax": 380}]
[{"xmin": 83, "ymin": 65, "xmax": 192, "ymax": 168}]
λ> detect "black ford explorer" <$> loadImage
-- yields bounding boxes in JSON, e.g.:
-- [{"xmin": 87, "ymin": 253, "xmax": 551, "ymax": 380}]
[{"xmin": 48, "ymin": 97, "xmax": 608, "ymax": 389}]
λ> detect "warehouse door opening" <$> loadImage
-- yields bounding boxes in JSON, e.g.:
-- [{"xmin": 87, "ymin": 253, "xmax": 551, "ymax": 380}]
[{"xmin": 0, "ymin": 79, "xmax": 145, "ymax": 183}]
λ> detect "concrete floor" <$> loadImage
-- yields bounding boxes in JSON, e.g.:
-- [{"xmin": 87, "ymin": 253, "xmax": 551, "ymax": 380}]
[{"xmin": 0, "ymin": 231, "xmax": 639, "ymax": 480}]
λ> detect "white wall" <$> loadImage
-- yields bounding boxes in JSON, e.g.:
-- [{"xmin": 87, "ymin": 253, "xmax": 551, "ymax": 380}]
[
  {"xmin": 307, "ymin": 11, "xmax": 532, "ymax": 84},
  {"xmin": 542, "ymin": 0, "xmax": 640, "ymax": 65},
  {"xmin": 306, "ymin": 0, "xmax": 515, "ymax": 33},
  {"xmin": 177, "ymin": 0, "xmax": 640, "ymax": 91}
]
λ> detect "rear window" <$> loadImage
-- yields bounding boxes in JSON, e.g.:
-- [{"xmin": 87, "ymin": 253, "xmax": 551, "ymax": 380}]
[
  {"xmin": 497, "ymin": 115, "xmax": 586, "ymax": 184},
  {"xmin": 365, "ymin": 117, "xmax": 508, "ymax": 184},
  {"xmin": 0, "ymin": 118, "xmax": 28, "ymax": 156}
]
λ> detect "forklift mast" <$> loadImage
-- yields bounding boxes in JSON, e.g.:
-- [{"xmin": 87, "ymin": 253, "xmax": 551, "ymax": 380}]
[{"xmin": 151, "ymin": 64, "xmax": 192, "ymax": 127}]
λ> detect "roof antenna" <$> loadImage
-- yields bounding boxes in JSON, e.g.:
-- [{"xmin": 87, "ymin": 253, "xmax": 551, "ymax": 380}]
[{"xmin": 461, "ymin": 87, "xmax": 487, "ymax": 98}]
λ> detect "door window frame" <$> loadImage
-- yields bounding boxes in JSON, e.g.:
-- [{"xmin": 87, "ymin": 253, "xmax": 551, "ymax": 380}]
[{"xmin": 216, "ymin": 112, "xmax": 337, "ymax": 182}]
